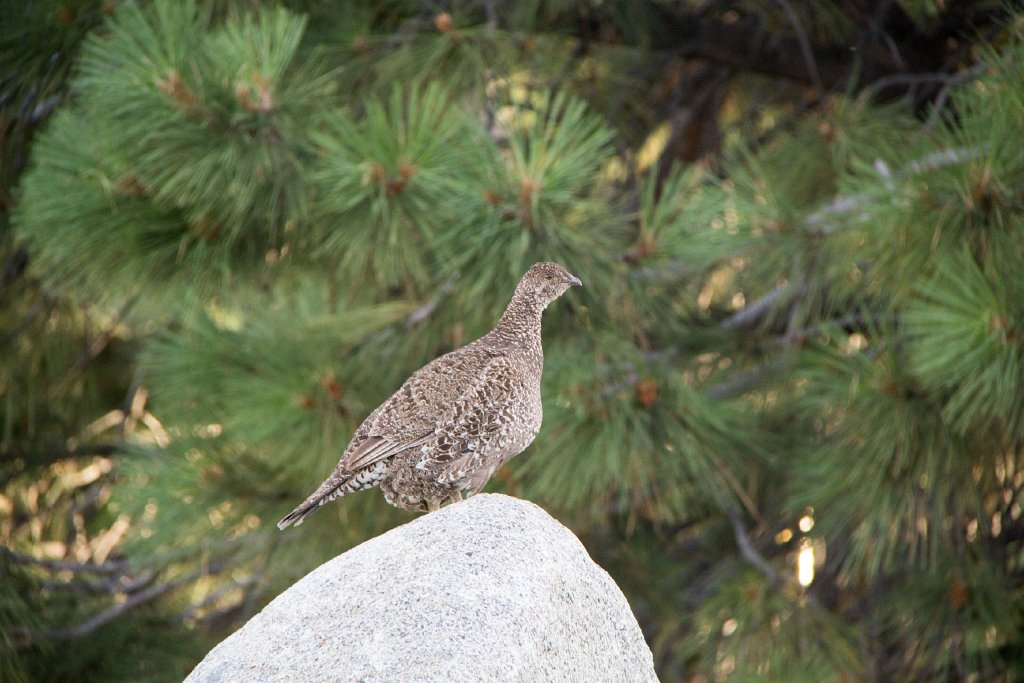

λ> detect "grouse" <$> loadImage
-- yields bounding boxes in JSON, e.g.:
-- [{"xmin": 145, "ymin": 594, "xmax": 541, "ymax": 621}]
[{"xmin": 277, "ymin": 261, "xmax": 581, "ymax": 529}]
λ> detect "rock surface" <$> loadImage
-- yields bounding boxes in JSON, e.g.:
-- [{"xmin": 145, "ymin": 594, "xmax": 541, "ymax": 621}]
[{"xmin": 187, "ymin": 493, "xmax": 657, "ymax": 682}]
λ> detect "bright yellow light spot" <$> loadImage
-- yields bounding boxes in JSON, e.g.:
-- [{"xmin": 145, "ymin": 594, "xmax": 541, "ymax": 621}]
[
  {"xmin": 775, "ymin": 528, "xmax": 793, "ymax": 544},
  {"xmin": 722, "ymin": 618, "xmax": 738, "ymax": 636},
  {"xmin": 142, "ymin": 412, "xmax": 171, "ymax": 447},
  {"xmin": 603, "ymin": 156, "xmax": 629, "ymax": 183},
  {"xmin": 797, "ymin": 538, "xmax": 815, "ymax": 587},
  {"xmin": 205, "ymin": 302, "xmax": 244, "ymax": 331},
  {"xmin": 40, "ymin": 541, "xmax": 67, "ymax": 558},
  {"xmin": 798, "ymin": 515, "xmax": 814, "ymax": 532},
  {"xmin": 847, "ymin": 332, "xmax": 867, "ymax": 353},
  {"xmin": 84, "ymin": 409, "xmax": 126, "ymax": 437},
  {"xmin": 718, "ymin": 654, "xmax": 736, "ymax": 676},
  {"xmin": 697, "ymin": 287, "xmax": 713, "ymax": 310},
  {"xmin": 724, "ymin": 205, "xmax": 740, "ymax": 229},
  {"xmin": 196, "ymin": 423, "xmax": 223, "ymax": 438},
  {"xmin": 635, "ymin": 122, "xmax": 670, "ymax": 172}
]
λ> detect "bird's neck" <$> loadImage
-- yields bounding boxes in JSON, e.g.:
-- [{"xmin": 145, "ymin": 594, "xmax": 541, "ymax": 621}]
[{"xmin": 491, "ymin": 294, "xmax": 544, "ymax": 352}]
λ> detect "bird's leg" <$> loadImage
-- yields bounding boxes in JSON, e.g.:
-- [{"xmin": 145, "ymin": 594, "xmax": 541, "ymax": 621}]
[
  {"xmin": 444, "ymin": 491, "xmax": 464, "ymax": 506},
  {"xmin": 426, "ymin": 499, "xmax": 441, "ymax": 513}
]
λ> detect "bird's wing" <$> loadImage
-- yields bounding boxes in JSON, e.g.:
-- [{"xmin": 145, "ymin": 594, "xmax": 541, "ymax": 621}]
[
  {"xmin": 340, "ymin": 433, "xmax": 432, "ymax": 472},
  {"xmin": 336, "ymin": 343, "xmax": 503, "ymax": 473},
  {"xmin": 426, "ymin": 354, "xmax": 528, "ymax": 484}
]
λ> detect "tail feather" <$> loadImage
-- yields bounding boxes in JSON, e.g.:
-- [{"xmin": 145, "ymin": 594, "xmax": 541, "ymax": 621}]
[
  {"xmin": 277, "ymin": 461, "xmax": 389, "ymax": 530},
  {"xmin": 277, "ymin": 476, "xmax": 345, "ymax": 530}
]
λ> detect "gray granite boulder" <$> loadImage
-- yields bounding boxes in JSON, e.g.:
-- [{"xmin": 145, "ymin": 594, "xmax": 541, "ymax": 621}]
[{"xmin": 186, "ymin": 493, "xmax": 657, "ymax": 682}]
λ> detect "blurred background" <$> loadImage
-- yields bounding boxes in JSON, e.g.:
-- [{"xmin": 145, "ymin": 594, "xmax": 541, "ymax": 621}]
[{"xmin": 2, "ymin": 1, "xmax": 1023, "ymax": 680}]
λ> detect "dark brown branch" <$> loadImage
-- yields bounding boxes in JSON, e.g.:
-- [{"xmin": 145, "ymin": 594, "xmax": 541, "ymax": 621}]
[
  {"xmin": 705, "ymin": 362, "xmax": 785, "ymax": 401},
  {"xmin": 178, "ymin": 574, "xmax": 260, "ymax": 623},
  {"xmin": 23, "ymin": 572, "xmax": 192, "ymax": 644},
  {"xmin": 0, "ymin": 294, "xmax": 50, "ymax": 347},
  {"xmin": 62, "ymin": 300, "xmax": 135, "ymax": 380},
  {"xmin": 720, "ymin": 281, "xmax": 806, "ymax": 332},
  {"xmin": 13, "ymin": 560, "xmax": 231, "ymax": 647},
  {"xmin": 772, "ymin": 0, "xmax": 823, "ymax": 95},
  {"xmin": 2, "ymin": 547, "xmax": 127, "ymax": 574},
  {"xmin": 859, "ymin": 65, "xmax": 984, "ymax": 104},
  {"xmin": 644, "ymin": 3, "xmax": 1010, "ymax": 94},
  {"xmin": 657, "ymin": 10, "xmax": 846, "ymax": 88},
  {"xmin": 804, "ymin": 144, "xmax": 988, "ymax": 236},
  {"xmin": 655, "ymin": 63, "xmax": 731, "ymax": 177},
  {"xmin": 39, "ymin": 568, "xmax": 156, "ymax": 596},
  {"xmin": 5, "ymin": 443, "xmax": 119, "ymax": 476},
  {"xmin": 0, "ymin": 245, "xmax": 29, "ymax": 289},
  {"xmin": 405, "ymin": 272, "xmax": 458, "ymax": 328},
  {"xmin": 727, "ymin": 507, "xmax": 778, "ymax": 582}
]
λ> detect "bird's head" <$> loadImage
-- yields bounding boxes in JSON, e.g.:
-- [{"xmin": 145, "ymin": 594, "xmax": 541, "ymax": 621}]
[{"xmin": 516, "ymin": 261, "xmax": 582, "ymax": 307}]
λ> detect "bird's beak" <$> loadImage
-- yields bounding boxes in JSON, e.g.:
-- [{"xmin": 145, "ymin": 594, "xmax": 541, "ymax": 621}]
[{"xmin": 566, "ymin": 275, "xmax": 583, "ymax": 287}]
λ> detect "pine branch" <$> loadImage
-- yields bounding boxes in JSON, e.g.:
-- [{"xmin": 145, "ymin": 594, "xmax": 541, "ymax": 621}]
[
  {"xmin": 177, "ymin": 574, "xmax": 260, "ymax": 623},
  {"xmin": 727, "ymin": 507, "xmax": 778, "ymax": 582},
  {"xmin": 720, "ymin": 281, "xmax": 806, "ymax": 331},
  {"xmin": 771, "ymin": 0, "xmax": 823, "ymax": 96},
  {"xmin": 705, "ymin": 361, "xmax": 786, "ymax": 400},
  {"xmin": 11, "ymin": 559, "xmax": 231, "ymax": 648},
  {"xmin": 804, "ymin": 144, "xmax": 988, "ymax": 236},
  {"xmin": 654, "ymin": 63, "xmax": 731, "ymax": 174},
  {"xmin": 0, "ymin": 245, "xmax": 29, "ymax": 288},
  {"xmin": 39, "ymin": 568, "xmax": 156, "ymax": 596},
  {"xmin": 14, "ymin": 576, "xmax": 175, "ymax": 646},
  {"xmin": 2, "ymin": 444, "xmax": 118, "ymax": 481},
  {"xmin": 27, "ymin": 92, "xmax": 67, "ymax": 125},
  {"xmin": 48, "ymin": 300, "xmax": 135, "ymax": 398},
  {"xmin": 2, "ymin": 547, "xmax": 127, "ymax": 574},
  {"xmin": 0, "ymin": 293, "xmax": 50, "ymax": 348},
  {"xmin": 645, "ymin": 3, "xmax": 1010, "ymax": 93},
  {"xmin": 727, "ymin": 508, "xmax": 824, "ymax": 611},
  {"xmin": 859, "ymin": 64, "xmax": 985, "ymax": 105},
  {"xmin": 405, "ymin": 272, "xmax": 458, "ymax": 328}
]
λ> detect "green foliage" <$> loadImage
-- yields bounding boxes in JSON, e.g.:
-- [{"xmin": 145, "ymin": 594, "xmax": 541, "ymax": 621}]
[
  {"xmin": 907, "ymin": 252, "xmax": 1024, "ymax": 438},
  {"xmin": 524, "ymin": 334, "xmax": 761, "ymax": 524},
  {"xmin": 872, "ymin": 558, "xmax": 1023, "ymax": 681},
  {"xmin": 0, "ymin": 0, "xmax": 111, "ymax": 203},
  {"xmin": 0, "ymin": 558, "xmax": 45, "ymax": 683},
  {"xmin": 76, "ymin": 0, "xmax": 329, "ymax": 236},
  {"xmin": 792, "ymin": 336, "xmax": 987, "ymax": 576},
  {"xmin": 14, "ymin": 0, "xmax": 336, "ymax": 310},
  {"xmin": 141, "ymin": 282, "xmax": 414, "ymax": 481},
  {"xmin": 687, "ymin": 568, "xmax": 864, "ymax": 681},
  {"xmin": 449, "ymin": 91, "xmax": 621, "ymax": 314},
  {"xmin": 311, "ymin": 83, "xmax": 482, "ymax": 292}
]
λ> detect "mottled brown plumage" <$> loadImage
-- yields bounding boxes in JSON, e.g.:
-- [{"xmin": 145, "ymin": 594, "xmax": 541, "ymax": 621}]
[{"xmin": 277, "ymin": 262, "xmax": 581, "ymax": 529}]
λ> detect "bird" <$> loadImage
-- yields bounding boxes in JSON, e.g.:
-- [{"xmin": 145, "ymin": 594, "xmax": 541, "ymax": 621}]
[{"xmin": 277, "ymin": 261, "xmax": 582, "ymax": 529}]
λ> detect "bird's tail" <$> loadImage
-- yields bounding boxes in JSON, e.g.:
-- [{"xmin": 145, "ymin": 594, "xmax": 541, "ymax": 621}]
[{"xmin": 277, "ymin": 475, "xmax": 347, "ymax": 530}]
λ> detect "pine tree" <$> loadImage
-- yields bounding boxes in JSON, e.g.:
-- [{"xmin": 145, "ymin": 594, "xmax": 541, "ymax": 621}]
[{"xmin": 3, "ymin": 1, "xmax": 1023, "ymax": 681}]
